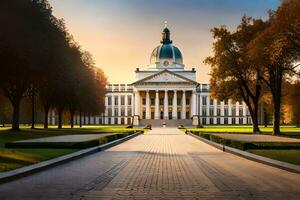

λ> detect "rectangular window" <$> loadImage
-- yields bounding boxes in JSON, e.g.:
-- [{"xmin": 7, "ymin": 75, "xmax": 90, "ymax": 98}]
[
  {"xmin": 151, "ymin": 98, "xmax": 155, "ymax": 105},
  {"xmin": 209, "ymin": 118, "xmax": 213, "ymax": 124},
  {"xmin": 121, "ymin": 96, "xmax": 125, "ymax": 105},
  {"xmin": 186, "ymin": 98, "xmax": 190, "ymax": 105},
  {"xmin": 224, "ymin": 108, "xmax": 228, "ymax": 116},
  {"xmin": 127, "ymin": 96, "xmax": 132, "ymax": 105},
  {"xmin": 114, "ymin": 108, "xmax": 118, "ymax": 116},
  {"xmin": 108, "ymin": 108, "xmax": 112, "ymax": 116},
  {"xmin": 217, "ymin": 108, "xmax": 221, "ymax": 116},
  {"xmin": 202, "ymin": 118, "xmax": 206, "ymax": 125},
  {"xmin": 224, "ymin": 99, "xmax": 228, "ymax": 105},
  {"xmin": 202, "ymin": 109, "xmax": 206, "ymax": 116},
  {"xmin": 108, "ymin": 96, "xmax": 112, "ymax": 105},
  {"xmin": 232, "ymin": 108, "xmax": 236, "ymax": 116},
  {"xmin": 159, "ymin": 98, "xmax": 164, "ymax": 105},
  {"xmin": 224, "ymin": 118, "xmax": 228, "ymax": 124},
  {"xmin": 168, "ymin": 98, "xmax": 172, "ymax": 105},
  {"xmin": 202, "ymin": 96, "xmax": 207, "ymax": 105},
  {"xmin": 142, "ymin": 98, "xmax": 146, "ymax": 105},
  {"xmin": 217, "ymin": 118, "xmax": 220, "ymax": 124},
  {"xmin": 209, "ymin": 98, "xmax": 214, "ymax": 105},
  {"xmin": 128, "ymin": 108, "xmax": 132, "ymax": 116},
  {"xmin": 114, "ymin": 96, "xmax": 118, "ymax": 105},
  {"xmin": 232, "ymin": 118, "xmax": 236, "ymax": 125},
  {"xmin": 127, "ymin": 117, "xmax": 131, "ymax": 125},
  {"xmin": 239, "ymin": 108, "xmax": 243, "ymax": 116},
  {"xmin": 217, "ymin": 100, "xmax": 221, "ymax": 105},
  {"xmin": 209, "ymin": 108, "xmax": 214, "ymax": 116},
  {"xmin": 121, "ymin": 108, "xmax": 125, "ymax": 116}
]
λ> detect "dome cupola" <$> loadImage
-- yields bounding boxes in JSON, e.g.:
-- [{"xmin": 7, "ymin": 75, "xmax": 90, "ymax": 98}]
[{"xmin": 150, "ymin": 22, "xmax": 183, "ymax": 67}]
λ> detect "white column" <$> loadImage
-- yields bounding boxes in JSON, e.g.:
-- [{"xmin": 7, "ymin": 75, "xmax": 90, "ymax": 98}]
[
  {"xmin": 111, "ymin": 95, "xmax": 115, "ymax": 117},
  {"xmin": 134, "ymin": 91, "xmax": 140, "ymax": 116},
  {"xmin": 228, "ymin": 99, "xmax": 232, "ymax": 124},
  {"xmin": 172, "ymin": 90, "xmax": 177, "ymax": 120},
  {"xmin": 163, "ymin": 90, "xmax": 169, "ymax": 119},
  {"xmin": 243, "ymin": 102, "xmax": 247, "ymax": 124},
  {"xmin": 118, "ymin": 95, "xmax": 121, "ymax": 124},
  {"xmin": 181, "ymin": 90, "xmax": 186, "ymax": 119},
  {"xmin": 213, "ymin": 100, "xmax": 217, "ymax": 124},
  {"xmin": 154, "ymin": 90, "xmax": 160, "ymax": 119},
  {"xmin": 146, "ymin": 90, "xmax": 150, "ymax": 119},
  {"xmin": 191, "ymin": 90, "xmax": 196, "ymax": 117},
  {"xmin": 104, "ymin": 96, "xmax": 108, "ymax": 124},
  {"xmin": 125, "ymin": 95, "xmax": 128, "ymax": 124},
  {"xmin": 221, "ymin": 101, "xmax": 224, "ymax": 124}
]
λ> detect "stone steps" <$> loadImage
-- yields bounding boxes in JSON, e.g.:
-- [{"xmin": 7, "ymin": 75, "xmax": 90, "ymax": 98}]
[{"xmin": 139, "ymin": 119, "xmax": 192, "ymax": 127}]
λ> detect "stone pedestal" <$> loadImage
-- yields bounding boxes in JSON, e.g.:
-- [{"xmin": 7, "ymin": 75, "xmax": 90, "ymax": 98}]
[
  {"xmin": 133, "ymin": 115, "xmax": 140, "ymax": 126},
  {"xmin": 192, "ymin": 115, "xmax": 199, "ymax": 126}
]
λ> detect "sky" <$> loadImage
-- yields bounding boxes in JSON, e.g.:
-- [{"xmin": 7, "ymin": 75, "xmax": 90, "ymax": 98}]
[{"xmin": 49, "ymin": 0, "xmax": 280, "ymax": 84}]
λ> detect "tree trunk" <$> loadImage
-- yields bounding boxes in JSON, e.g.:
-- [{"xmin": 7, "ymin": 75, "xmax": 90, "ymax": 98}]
[
  {"xmin": 44, "ymin": 108, "xmax": 49, "ymax": 129},
  {"xmin": 58, "ymin": 109, "xmax": 63, "ymax": 129},
  {"xmin": 79, "ymin": 111, "xmax": 82, "ymax": 128},
  {"xmin": 31, "ymin": 84, "xmax": 35, "ymax": 129},
  {"xmin": 273, "ymin": 97, "xmax": 281, "ymax": 135},
  {"xmin": 12, "ymin": 100, "xmax": 21, "ymax": 131},
  {"xmin": 252, "ymin": 100, "xmax": 261, "ymax": 134},
  {"xmin": 70, "ymin": 110, "xmax": 74, "ymax": 128},
  {"xmin": 83, "ymin": 113, "xmax": 86, "ymax": 125}
]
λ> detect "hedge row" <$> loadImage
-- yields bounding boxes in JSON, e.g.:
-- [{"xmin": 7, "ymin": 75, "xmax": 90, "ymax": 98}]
[
  {"xmin": 5, "ymin": 132, "xmax": 138, "ymax": 149},
  {"xmin": 190, "ymin": 131, "xmax": 300, "ymax": 150}
]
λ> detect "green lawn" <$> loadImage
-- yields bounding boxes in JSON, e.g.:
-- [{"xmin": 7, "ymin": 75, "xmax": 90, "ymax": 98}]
[
  {"xmin": 247, "ymin": 149, "xmax": 300, "ymax": 166},
  {"xmin": 188, "ymin": 125, "xmax": 300, "ymax": 138},
  {"xmin": 0, "ymin": 125, "xmax": 144, "ymax": 172},
  {"xmin": 0, "ymin": 125, "xmax": 144, "ymax": 143},
  {"xmin": 0, "ymin": 148, "xmax": 77, "ymax": 172}
]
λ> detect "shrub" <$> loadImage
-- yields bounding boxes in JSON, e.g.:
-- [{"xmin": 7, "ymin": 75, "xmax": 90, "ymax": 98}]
[
  {"xmin": 190, "ymin": 132, "xmax": 300, "ymax": 150},
  {"xmin": 178, "ymin": 124, "xmax": 185, "ymax": 129},
  {"xmin": 144, "ymin": 124, "xmax": 152, "ymax": 130},
  {"xmin": 5, "ymin": 132, "xmax": 135, "ymax": 149}
]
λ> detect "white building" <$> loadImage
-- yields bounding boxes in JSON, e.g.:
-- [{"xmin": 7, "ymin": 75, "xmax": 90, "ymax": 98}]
[{"xmin": 101, "ymin": 25, "xmax": 251, "ymax": 126}]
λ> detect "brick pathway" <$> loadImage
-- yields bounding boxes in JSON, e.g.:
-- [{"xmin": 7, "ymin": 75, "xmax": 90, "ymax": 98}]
[{"xmin": 0, "ymin": 128, "xmax": 300, "ymax": 200}]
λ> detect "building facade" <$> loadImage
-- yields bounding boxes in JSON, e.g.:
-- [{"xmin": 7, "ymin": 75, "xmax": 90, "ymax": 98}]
[{"xmin": 102, "ymin": 25, "xmax": 251, "ymax": 126}]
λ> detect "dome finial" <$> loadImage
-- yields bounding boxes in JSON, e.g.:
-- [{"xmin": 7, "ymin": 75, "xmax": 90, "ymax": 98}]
[
  {"xmin": 161, "ymin": 21, "xmax": 172, "ymax": 44},
  {"xmin": 164, "ymin": 20, "xmax": 168, "ymax": 28}
]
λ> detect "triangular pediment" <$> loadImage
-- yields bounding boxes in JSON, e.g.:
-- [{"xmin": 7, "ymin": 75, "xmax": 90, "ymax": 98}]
[{"xmin": 133, "ymin": 70, "xmax": 198, "ymax": 85}]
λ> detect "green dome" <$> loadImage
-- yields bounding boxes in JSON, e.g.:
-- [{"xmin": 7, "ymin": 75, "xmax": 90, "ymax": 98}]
[
  {"xmin": 150, "ymin": 44, "xmax": 183, "ymax": 64},
  {"xmin": 150, "ymin": 23, "xmax": 183, "ymax": 66}
]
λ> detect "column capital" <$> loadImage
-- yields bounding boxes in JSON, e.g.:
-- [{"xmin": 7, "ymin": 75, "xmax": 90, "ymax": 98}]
[
  {"xmin": 156, "ymin": 90, "xmax": 159, "ymax": 93},
  {"xmin": 182, "ymin": 90, "xmax": 186, "ymax": 93}
]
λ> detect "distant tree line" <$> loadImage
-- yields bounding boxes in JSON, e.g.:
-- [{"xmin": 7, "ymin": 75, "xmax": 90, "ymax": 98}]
[
  {"xmin": 205, "ymin": 0, "xmax": 300, "ymax": 135},
  {"xmin": 0, "ymin": 0, "xmax": 107, "ymax": 130}
]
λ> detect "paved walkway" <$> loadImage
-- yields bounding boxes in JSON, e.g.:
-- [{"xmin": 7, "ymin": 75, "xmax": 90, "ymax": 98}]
[{"xmin": 0, "ymin": 128, "xmax": 299, "ymax": 200}]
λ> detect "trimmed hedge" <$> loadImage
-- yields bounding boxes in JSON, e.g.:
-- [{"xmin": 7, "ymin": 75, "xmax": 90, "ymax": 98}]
[
  {"xmin": 5, "ymin": 132, "xmax": 137, "ymax": 149},
  {"xmin": 190, "ymin": 131, "xmax": 300, "ymax": 150}
]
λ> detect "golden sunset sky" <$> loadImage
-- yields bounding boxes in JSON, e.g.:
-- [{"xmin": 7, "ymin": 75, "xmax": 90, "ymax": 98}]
[{"xmin": 49, "ymin": 0, "xmax": 280, "ymax": 84}]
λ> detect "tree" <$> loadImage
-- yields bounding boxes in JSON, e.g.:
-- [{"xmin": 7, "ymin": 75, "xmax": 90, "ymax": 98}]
[
  {"xmin": 283, "ymin": 81, "xmax": 300, "ymax": 126},
  {"xmin": 204, "ymin": 17, "xmax": 268, "ymax": 133},
  {"xmin": 0, "ymin": 0, "xmax": 59, "ymax": 130},
  {"xmin": 248, "ymin": 0, "xmax": 300, "ymax": 134}
]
